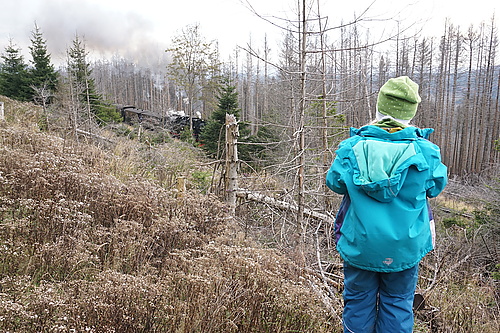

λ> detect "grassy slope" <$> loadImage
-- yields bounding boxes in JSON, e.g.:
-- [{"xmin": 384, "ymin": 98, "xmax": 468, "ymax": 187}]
[
  {"xmin": 0, "ymin": 97, "xmax": 337, "ymax": 332},
  {"xmin": 0, "ymin": 96, "xmax": 498, "ymax": 332}
]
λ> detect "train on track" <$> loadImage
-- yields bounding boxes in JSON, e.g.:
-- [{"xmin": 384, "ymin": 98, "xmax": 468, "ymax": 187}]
[{"xmin": 116, "ymin": 105, "xmax": 205, "ymax": 141}]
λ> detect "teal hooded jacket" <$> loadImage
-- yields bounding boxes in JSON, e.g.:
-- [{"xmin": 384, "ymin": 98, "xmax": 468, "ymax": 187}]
[{"xmin": 326, "ymin": 125, "xmax": 447, "ymax": 272}]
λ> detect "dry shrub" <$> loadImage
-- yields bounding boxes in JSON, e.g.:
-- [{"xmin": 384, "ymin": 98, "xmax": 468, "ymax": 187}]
[
  {"xmin": 0, "ymin": 96, "xmax": 42, "ymax": 129},
  {"xmin": 414, "ymin": 196, "xmax": 500, "ymax": 333},
  {"xmin": 415, "ymin": 262, "xmax": 499, "ymax": 333},
  {"xmin": 0, "ymin": 246, "xmax": 334, "ymax": 332},
  {"xmin": 108, "ymin": 136, "xmax": 210, "ymax": 190},
  {"xmin": 0, "ymin": 123, "xmax": 335, "ymax": 332},
  {"xmin": 426, "ymin": 280, "xmax": 498, "ymax": 332}
]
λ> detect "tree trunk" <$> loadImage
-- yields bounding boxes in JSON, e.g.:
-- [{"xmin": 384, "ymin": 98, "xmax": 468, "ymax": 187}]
[
  {"xmin": 225, "ymin": 113, "xmax": 239, "ymax": 217},
  {"xmin": 297, "ymin": 0, "xmax": 307, "ymax": 259}
]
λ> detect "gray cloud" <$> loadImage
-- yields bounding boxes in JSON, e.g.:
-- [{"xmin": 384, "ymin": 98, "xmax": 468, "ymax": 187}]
[{"xmin": 0, "ymin": 0, "xmax": 167, "ymax": 68}]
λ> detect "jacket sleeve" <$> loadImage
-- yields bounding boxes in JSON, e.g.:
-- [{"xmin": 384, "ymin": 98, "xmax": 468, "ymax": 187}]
[
  {"xmin": 425, "ymin": 144, "xmax": 448, "ymax": 198},
  {"xmin": 326, "ymin": 146, "xmax": 349, "ymax": 195}
]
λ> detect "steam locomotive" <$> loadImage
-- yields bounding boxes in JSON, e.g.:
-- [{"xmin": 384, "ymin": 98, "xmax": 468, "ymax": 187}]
[{"xmin": 117, "ymin": 105, "xmax": 205, "ymax": 141}]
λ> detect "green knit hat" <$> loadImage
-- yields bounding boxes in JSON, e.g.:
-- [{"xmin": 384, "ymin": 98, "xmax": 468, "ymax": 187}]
[{"xmin": 377, "ymin": 76, "xmax": 421, "ymax": 121}]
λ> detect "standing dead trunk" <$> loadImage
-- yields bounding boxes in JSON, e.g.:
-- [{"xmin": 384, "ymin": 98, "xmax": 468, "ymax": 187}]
[
  {"xmin": 225, "ymin": 113, "xmax": 239, "ymax": 216},
  {"xmin": 297, "ymin": 0, "xmax": 307, "ymax": 262}
]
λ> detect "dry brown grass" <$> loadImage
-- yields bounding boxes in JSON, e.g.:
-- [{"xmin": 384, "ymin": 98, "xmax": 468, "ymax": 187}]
[
  {"xmin": 413, "ymin": 192, "xmax": 500, "ymax": 332},
  {"xmin": 1, "ymin": 95, "xmax": 498, "ymax": 332},
  {"xmin": 0, "ymin": 96, "xmax": 337, "ymax": 332}
]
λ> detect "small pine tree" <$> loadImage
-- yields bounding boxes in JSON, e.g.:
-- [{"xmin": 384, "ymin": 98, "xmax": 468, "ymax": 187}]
[
  {"xmin": 200, "ymin": 83, "xmax": 241, "ymax": 158},
  {"xmin": 0, "ymin": 41, "xmax": 31, "ymax": 101},
  {"xmin": 29, "ymin": 24, "xmax": 58, "ymax": 103},
  {"xmin": 200, "ymin": 82, "xmax": 278, "ymax": 169},
  {"xmin": 67, "ymin": 35, "xmax": 121, "ymax": 125}
]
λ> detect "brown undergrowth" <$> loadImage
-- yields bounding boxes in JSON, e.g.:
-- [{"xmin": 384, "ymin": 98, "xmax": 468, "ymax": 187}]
[
  {"xmin": 2, "ymin": 96, "xmax": 498, "ymax": 332},
  {"xmin": 0, "ymin": 97, "xmax": 336, "ymax": 332},
  {"xmin": 412, "ymin": 188, "xmax": 500, "ymax": 332}
]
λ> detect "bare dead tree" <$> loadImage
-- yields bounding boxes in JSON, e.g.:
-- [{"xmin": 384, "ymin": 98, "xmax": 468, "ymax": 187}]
[{"xmin": 225, "ymin": 113, "xmax": 239, "ymax": 216}]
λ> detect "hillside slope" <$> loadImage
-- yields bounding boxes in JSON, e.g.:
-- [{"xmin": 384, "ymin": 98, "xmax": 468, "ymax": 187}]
[
  {"xmin": 1, "ymin": 96, "xmax": 498, "ymax": 332},
  {"xmin": 0, "ymin": 97, "xmax": 337, "ymax": 332}
]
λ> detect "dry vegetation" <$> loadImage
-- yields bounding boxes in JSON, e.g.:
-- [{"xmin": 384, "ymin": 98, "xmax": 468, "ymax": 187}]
[
  {"xmin": 0, "ymin": 96, "xmax": 498, "ymax": 332},
  {"xmin": 0, "ymin": 97, "xmax": 336, "ymax": 332}
]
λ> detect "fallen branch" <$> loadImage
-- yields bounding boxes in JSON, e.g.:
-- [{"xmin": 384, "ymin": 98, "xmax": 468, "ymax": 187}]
[
  {"xmin": 235, "ymin": 188, "xmax": 335, "ymax": 223},
  {"xmin": 76, "ymin": 128, "xmax": 114, "ymax": 143},
  {"xmin": 438, "ymin": 207, "xmax": 474, "ymax": 219}
]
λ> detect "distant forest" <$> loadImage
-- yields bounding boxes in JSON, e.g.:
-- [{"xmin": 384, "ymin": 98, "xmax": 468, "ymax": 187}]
[{"xmin": 92, "ymin": 18, "xmax": 500, "ymax": 178}]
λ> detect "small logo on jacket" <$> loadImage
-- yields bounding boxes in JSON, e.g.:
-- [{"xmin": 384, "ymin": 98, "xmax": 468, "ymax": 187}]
[{"xmin": 383, "ymin": 258, "xmax": 394, "ymax": 266}]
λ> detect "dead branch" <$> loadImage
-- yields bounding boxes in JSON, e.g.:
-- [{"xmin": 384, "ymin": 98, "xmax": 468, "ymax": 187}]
[
  {"xmin": 235, "ymin": 188, "xmax": 334, "ymax": 223},
  {"xmin": 76, "ymin": 128, "xmax": 113, "ymax": 143},
  {"xmin": 423, "ymin": 254, "xmax": 472, "ymax": 294}
]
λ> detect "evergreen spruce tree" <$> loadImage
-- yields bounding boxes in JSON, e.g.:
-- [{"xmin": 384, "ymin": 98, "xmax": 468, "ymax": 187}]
[
  {"xmin": 200, "ymin": 82, "xmax": 277, "ymax": 169},
  {"xmin": 29, "ymin": 24, "xmax": 58, "ymax": 104},
  {"xmin": 0, "ymin": 41, "xmax": 31, "ymax": 101},
  {"xmin": 200, "ymin": 83, "xmax": 241, "ymax": 157},
  {"xmin": 67, "ymin": 35, "xmax": 121, "ymax": 125}
]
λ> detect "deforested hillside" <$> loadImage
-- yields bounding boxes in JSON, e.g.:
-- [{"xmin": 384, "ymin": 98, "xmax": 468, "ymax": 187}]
[
  {"xmin": 0, "ymin": 96, "xmax": 499, "ymax": 332},
  {"xmin": 0, "ymin": 97, "xmax": 337, "ymax": 332}
]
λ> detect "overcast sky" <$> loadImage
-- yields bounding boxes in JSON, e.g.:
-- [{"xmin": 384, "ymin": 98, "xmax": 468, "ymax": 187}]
[{"xmin": 0, "ymin": 0, "xmax": 498, "ymax": 68}]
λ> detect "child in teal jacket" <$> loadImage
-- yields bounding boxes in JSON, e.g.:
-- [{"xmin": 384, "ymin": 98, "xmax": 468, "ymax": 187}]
[{"xmin": 326, "ymin": 76, "xmax": 447, "ymax": 332}]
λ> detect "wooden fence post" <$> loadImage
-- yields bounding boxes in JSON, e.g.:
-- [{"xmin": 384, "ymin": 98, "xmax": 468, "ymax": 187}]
[
  {"xmin": 176, "ymin": 176, "xmax": 186, "ymax": 198},
  {"xmin": 225, "ymin": 113, "xmax": 239, "ymax": 216}
]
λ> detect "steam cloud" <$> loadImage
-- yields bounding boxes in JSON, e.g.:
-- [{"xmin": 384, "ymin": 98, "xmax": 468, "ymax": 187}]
[{"xmin": 0, "ymin": 0, "xmax": 169, "ymax": 68}]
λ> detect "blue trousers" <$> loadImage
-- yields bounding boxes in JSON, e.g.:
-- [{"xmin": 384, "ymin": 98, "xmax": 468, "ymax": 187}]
[{"xmin": 342, "ymin": 263, "xmax": 419, "ymax": 333}]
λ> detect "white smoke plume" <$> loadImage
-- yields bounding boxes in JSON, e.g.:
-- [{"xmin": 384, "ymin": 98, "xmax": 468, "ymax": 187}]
[{"xmin": 0, "ymin": 0, "xmax": 169, "ymax": 68}]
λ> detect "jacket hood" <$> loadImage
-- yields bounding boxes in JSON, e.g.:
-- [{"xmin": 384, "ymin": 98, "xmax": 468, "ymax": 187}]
[{"xmin": 350, "ymin": 126, "xmax": 431, "ymax": 202}]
